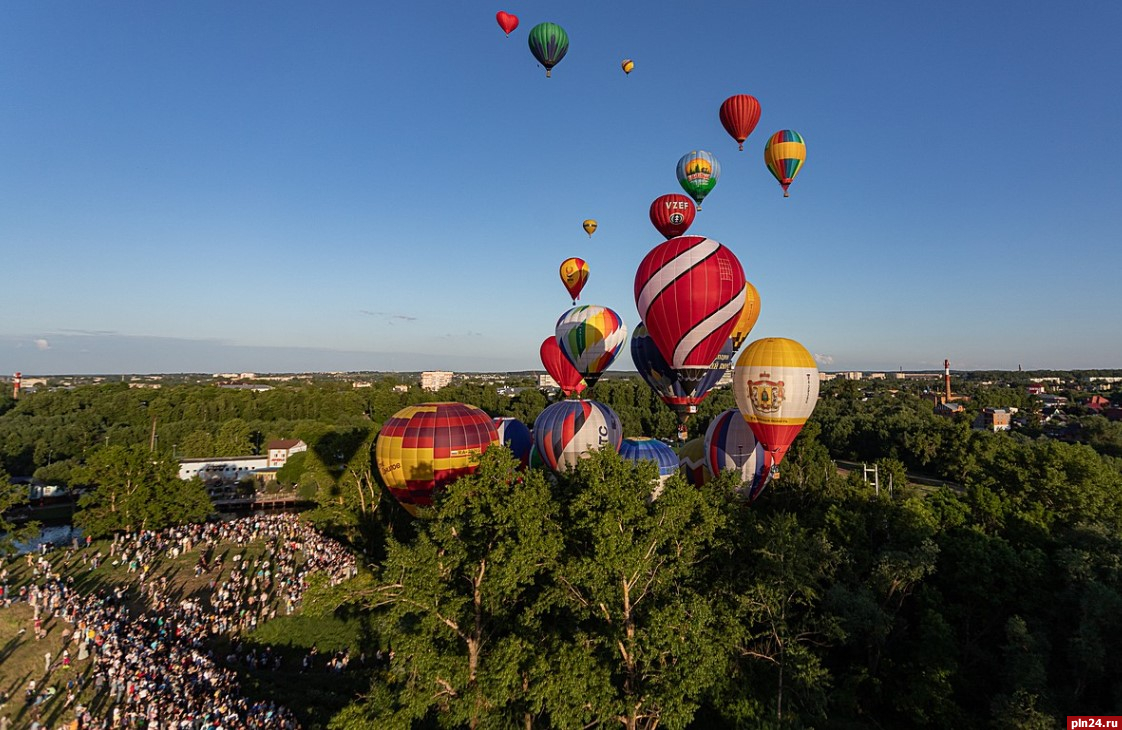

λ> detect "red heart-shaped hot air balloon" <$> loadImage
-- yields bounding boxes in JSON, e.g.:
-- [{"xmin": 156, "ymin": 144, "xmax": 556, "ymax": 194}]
[
  {"xmin": 648, "ymin": 193, "xmax": 696, "ymax": 239},
  {"xmin": 635, "ymin": 236, "xmax": 746, "ymax": 391},
  {"xmin": 496, "ymin": 11, "xmax": 519, "ymax": 36},
  {"xmin": 719, "ymin": 94, "xmax": 761, "ymax": 151}
]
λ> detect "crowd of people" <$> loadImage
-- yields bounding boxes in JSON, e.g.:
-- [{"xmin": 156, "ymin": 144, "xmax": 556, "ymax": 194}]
[{"xmin": 1, "ymin": 514, "xmax": 358, "ymax": 729}]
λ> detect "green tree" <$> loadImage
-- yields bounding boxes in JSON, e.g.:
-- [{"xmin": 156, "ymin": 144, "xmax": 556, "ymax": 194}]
[
  {"xmin": 0, "ymin": 466, "xmax": 38, "ymax": 555},
  {"xmin": 73, "ymin": 445, "xmax": 211, "ymax": 536}
]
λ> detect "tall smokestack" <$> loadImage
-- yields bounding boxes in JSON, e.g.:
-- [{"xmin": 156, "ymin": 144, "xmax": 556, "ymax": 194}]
[
  {"xmin": 944, "ymin": 359, "xmax": 951, "ymax": 402},
  {"xmin": 12, "ymin": 372, "xmax": 21, "ymax": 400}
]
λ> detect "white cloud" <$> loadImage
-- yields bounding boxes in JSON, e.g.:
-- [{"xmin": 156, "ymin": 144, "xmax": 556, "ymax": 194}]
[
  {"xmin": 35, "ymin": 339, "xmax": 50, "ymax": 350},
  {"xmin": 814, "ymin": 353, "xmax": 834, "ymax": 366}
]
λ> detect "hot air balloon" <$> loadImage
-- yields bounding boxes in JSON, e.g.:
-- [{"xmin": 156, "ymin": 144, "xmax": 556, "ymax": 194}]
[
  {"xmin": 375, "ymin": 402, "xmax": 498, "ymax": 518},
  {"xmin": 764, "ymin": 130, "xmax": 806, "ymax": 197},
  {"xmin": 560, "ymin": 257, "xmax": 589, "ymax": 303},
  {"xmin": 528, "ymin": 442, "xmax": 545, "ymax": 470},
  {"xmin": 719, "ymin": 94, "xmax": 762, "ymax": 151},
  {"xmin": 528, "ymin": 22, "xmax": 569, "ymax": 78},
  {"xmin": 704, "ymin": 408, "xmax": 769, "ymax": 501},
  {"xmin": 677, "ymin": 437, "xmax": 712, "ymax": 487},
  {"xmin": 493, "ymin": 417, "xmax": 533, "ymax": 469},
  {"xmin": 635, "ymin": 236, "xmax": 746, "ymax": 393},
  {"xmin": 631, "ymin": 322, "xmax": 733, "ymax": 440},
  {"xmin": 676, "ymin": 150, "xmax": 720, "ymax": 209},
  {"xmin": 619, "ymin": 437, "xmax": 678, "ymax": 497},
  {"xmin": 729, "ymin": 281, "xmax": 761, "ymax": 351},
  {"xmin": 648, "ymin": 193, "xmax": 696, "ymax": 239},
  {"xmin": 621, "ymin": 59, "xmax": 634, "ymax": 75},
  {"xmin": 733, "ymin": 337, "xmax": 820, "ymax": 475},
  {"xmin": 582, "ymin": 219, "xmax": 598, "ymax": 237},
  {"xmin": 533, "ymin": 399, "xmax": 623, "ymax": 472},
  {"xmin": 556, "ymin": 305, "xmax": 627, "ymax": 389},
  {"xmin": 496, "ymin": 11, "xmax": 519, "ymax": 36},
  {"xmin": 540, "ymin": 336, "xmax": 586, "ymax": 397}
]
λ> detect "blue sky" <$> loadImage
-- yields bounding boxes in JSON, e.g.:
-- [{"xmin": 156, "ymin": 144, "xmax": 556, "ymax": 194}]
[{"xmin": 2, "ymin": 1, "xmax": 1120, "ymax": 375}]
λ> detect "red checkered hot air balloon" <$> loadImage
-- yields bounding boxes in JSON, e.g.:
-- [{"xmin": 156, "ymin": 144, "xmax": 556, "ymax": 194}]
[
  {"xmin": 634, "ymin": 235, "xmax": 746, "ymax": 393},
  {"xmin": 719, "ymin": 94, "xmax": 762, "ymax": 151}
]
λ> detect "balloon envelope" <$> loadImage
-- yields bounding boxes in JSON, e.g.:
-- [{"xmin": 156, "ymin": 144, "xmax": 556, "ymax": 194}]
[
  {"xmin": 527, "ymin": 22, "xmax": 569, "ymax": 77},
  {"xmin": 631, "ymin": 322, "xmax": 732, "ymax": 416},
  {"xmin": 540, "ymin": 336, "xmax": 586, "ymax": 397},
  {"xmin": 621, "ymin": 59, "xmax": 634, "ymax": 74},
  {"xmin": 496, "ymin": 11, "xmax": 518, "ymax": 36},
  {"xmin": 375, "ymin": 402, "xmax": 498, "ymax": 517},
  {"xmin": 719, "ymin": 94, "xmax": 762, "ymax": 151},
  {"xmin": 729, "ymin": 281, "xmax": 761, "ymax": 351},
  {"xmin": 560, "ymin": 257, "xmax": 589, "ymax": 302},
  {"xmin": 533, "ymin": 400, "xmax": 623, "ymax": 472},
  {"xmin": 677, "ymin": 437, "xmax": 712, "ymax": 487},
  {"xmin": 648, "ymin": 193, "xmax": 696, "ymax": 239},
  {"xmin": 493, "ymin": 417, "xmax": 532, "ymax": 469},
  {"xmin": 556, "ymin": 305, "xmax": 627, "ymax": 389},
  {"xmin": 582, "ymin": 219, "xmax": 598, "ymax": 237},
  {"xmin": 764, "ymin": 130, "xmax": 806, "ymax": 197},
  {"xmin": 675, "ymin": 150, "xmax": 720, "ymax": 209},
  {"xmin": 733, "ymin": 338, "xmax": 820, "ymax": 467},
  {"xmin": 704, "ymin": 408, "xmax": 769, "ymax": 501},
  {"xmin": 634, "ymin": 236, "xmax": 746, "ymax": 390}
]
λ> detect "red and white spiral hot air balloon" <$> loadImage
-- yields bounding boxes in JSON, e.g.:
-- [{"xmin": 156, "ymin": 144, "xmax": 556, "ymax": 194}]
[{"xmin": 634, "ymin": 236, "xmax": 746, "ymax": 393}]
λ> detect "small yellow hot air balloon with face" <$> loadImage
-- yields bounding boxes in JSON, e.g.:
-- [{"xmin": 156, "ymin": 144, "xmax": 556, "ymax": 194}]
[
  {"xmin": 582, "ymin": 219, "xmax": 598, "ymax": 237},
  {"xmin": 621, "ymin": 59, "xmax": 634, "ymax": 75}
]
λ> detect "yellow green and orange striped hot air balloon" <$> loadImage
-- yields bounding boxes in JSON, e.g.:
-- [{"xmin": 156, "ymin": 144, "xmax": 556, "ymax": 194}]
[
  {"xmin": 375, "ymin": 402, "xmax": 499, "ymax": 518},
  {"xmin": 763, "ymin": 130, "xmax": 806, "ymax": 198},
  {"xmin": 555, "ymin": 304, "xmax": 627, "ymax": 390},
  {"xmin": 732, "ymin": 338, "xmax": 819, "ymax": 478}
]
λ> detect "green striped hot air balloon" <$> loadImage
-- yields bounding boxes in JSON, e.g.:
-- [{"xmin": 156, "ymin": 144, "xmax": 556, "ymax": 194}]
[{"xmin": 528, "ymin": 22, "xmax": 569, "ymax": 78}]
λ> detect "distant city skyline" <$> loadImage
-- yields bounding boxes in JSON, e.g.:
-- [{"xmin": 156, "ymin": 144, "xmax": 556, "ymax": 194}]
[{"xmin": 3, "ymin": 3, "xmax": 1120, "ymax": 376}]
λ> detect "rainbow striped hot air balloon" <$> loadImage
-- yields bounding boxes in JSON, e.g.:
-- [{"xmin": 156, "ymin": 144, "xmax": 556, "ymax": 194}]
[
  {"xmin": 676, "ymin": 150, "xmax": 720, "ymax": 209},
  {"xmin": 704, "ymin": 408, "xmax": 768, "ymax": 501},
  {"xmin": 634, "ymin": 236, "xmax": 746, "ymax": 393},
  {"xmin": 555, "ymin": 305, "xmax": 627, "ymax": 389},
  {"xmin": 533, "ymin": 399, "xmax": 623, "ymax": 472},
  {"xmin": 375, "ymin": 402, "xmax": 499, "ymax": 518},
  {"xmin": 528, "ymin": 22, "xmax": 569, "ymax": 78},
  {"xmin": 733, "ymin": 338, "xmax": 820, "ymax": 473},
  {"xmin": 764, "ymin": 130, "xmax": 806, "ymax": 197}
]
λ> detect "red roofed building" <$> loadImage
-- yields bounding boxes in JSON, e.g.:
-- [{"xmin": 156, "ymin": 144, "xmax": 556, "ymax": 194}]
[{"xmin": 267, "ymin": 439, "xmax": 307, "ymax": 468}]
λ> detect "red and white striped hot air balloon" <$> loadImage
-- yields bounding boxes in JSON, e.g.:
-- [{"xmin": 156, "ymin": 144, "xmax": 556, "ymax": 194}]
[{"xmin": 634, "ymin": 236, "xmax": 746, "ymax": 393}]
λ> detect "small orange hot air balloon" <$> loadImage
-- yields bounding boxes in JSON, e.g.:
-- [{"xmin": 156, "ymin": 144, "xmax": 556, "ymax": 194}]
[
  {"xmin": 621, "ymin": 59, "xmax": 634, "ymax": 75},
  {"xmin": 560, "ymin": 257, "xmax": 589, "ymax": 303},
  {"xmin": 582, "ymin": 219, "xmax": 598, "ymax": 237}
]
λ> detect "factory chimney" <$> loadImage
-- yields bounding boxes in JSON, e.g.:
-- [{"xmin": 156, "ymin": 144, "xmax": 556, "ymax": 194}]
[
  {"xmin": 944, "ymin": 359, "xmax": 951, "ymax": 403},
  {"xmin": 12, "ymin": 372, "xmax": 21, "ymax": 400}
]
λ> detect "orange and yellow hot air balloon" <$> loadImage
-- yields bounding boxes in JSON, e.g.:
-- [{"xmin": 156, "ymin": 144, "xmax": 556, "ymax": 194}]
[
  {"xmin": 560, "ymin": 257, "xmax": 589, "ymax": 303},
  {"xmin": 733, "ymin": 337, "xmax": 819, "ymax": 478},
  {"xmin": 729, "ymin": 281, "xmax": 761, "ymax": 351},
  {"xmin": 621, "ymin": 59, "xmax": 634, "ymax": 75},
  {"xmin": 764, "ymin": 130, "xmax": 806, "ymax": 198},
  {"xmin": 582, "ymin": 219, "xmax": 598, "ymax": 237}
]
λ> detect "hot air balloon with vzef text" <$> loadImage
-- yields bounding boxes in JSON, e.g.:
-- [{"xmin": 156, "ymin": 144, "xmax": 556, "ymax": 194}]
[
  {"xmin": 719, "ymin": 94, "xmax": 762, "ymax": 151},
  {"xmin": 556, "ymin": 304, "xmax": 627, "ymax": 390},
  {"xmin": 733, "ymin": 337, "xmax": 820, "ymax": 480},
  {"xmin": 496, "ymin": 11, "xmax": 518, "ymax": 36},
  {"xmin": 631, "ymin": 322, "xmax": 734, "ymax": 441},
  {"xmin": 375, "ymin": 402, "xmax": 499, "ymax": 518},
  {"xmin": 528, "ymin": 22, "xmax": 569, "ymax": 78},
  {"xmin": 649, "ymin": 193, "xmax": 696, "ymax": 239},
  {"xmin": 705, "ymin": 408, "xmax": 769, "ymax": 501},
  {"xmin": 533, "ymin": 399, "xmax": 623, "ymax": 472},
  {"xmin": 540, "ymin": 336, "xmax": 586, "ymax": 398},
  {"xmin": 559, "ymin": 257, "xmax": 589, "ymax": 303},
  {"xmin": 676, "ymin": 151, "xmax": 720, "ymax": 209},
  {"xmin": 635, "ymin": 235, "xmax": 746, "ymax": 395},
  {"xmin": 764, "ymin": 130, "xmax": 806, "ymax": 197}
]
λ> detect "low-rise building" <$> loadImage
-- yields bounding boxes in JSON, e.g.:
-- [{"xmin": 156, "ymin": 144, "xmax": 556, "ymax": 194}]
[
  {"xmin": 267, "ymin": 439, "xmax": 307, "ymax": 468},
  {"xmin": 974, "ymin": 407, "xmax": 1012, "ymax": 432},
  {"xmin": 421, "ymin": 371, "xmax": 454, "ymax": 391}
]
